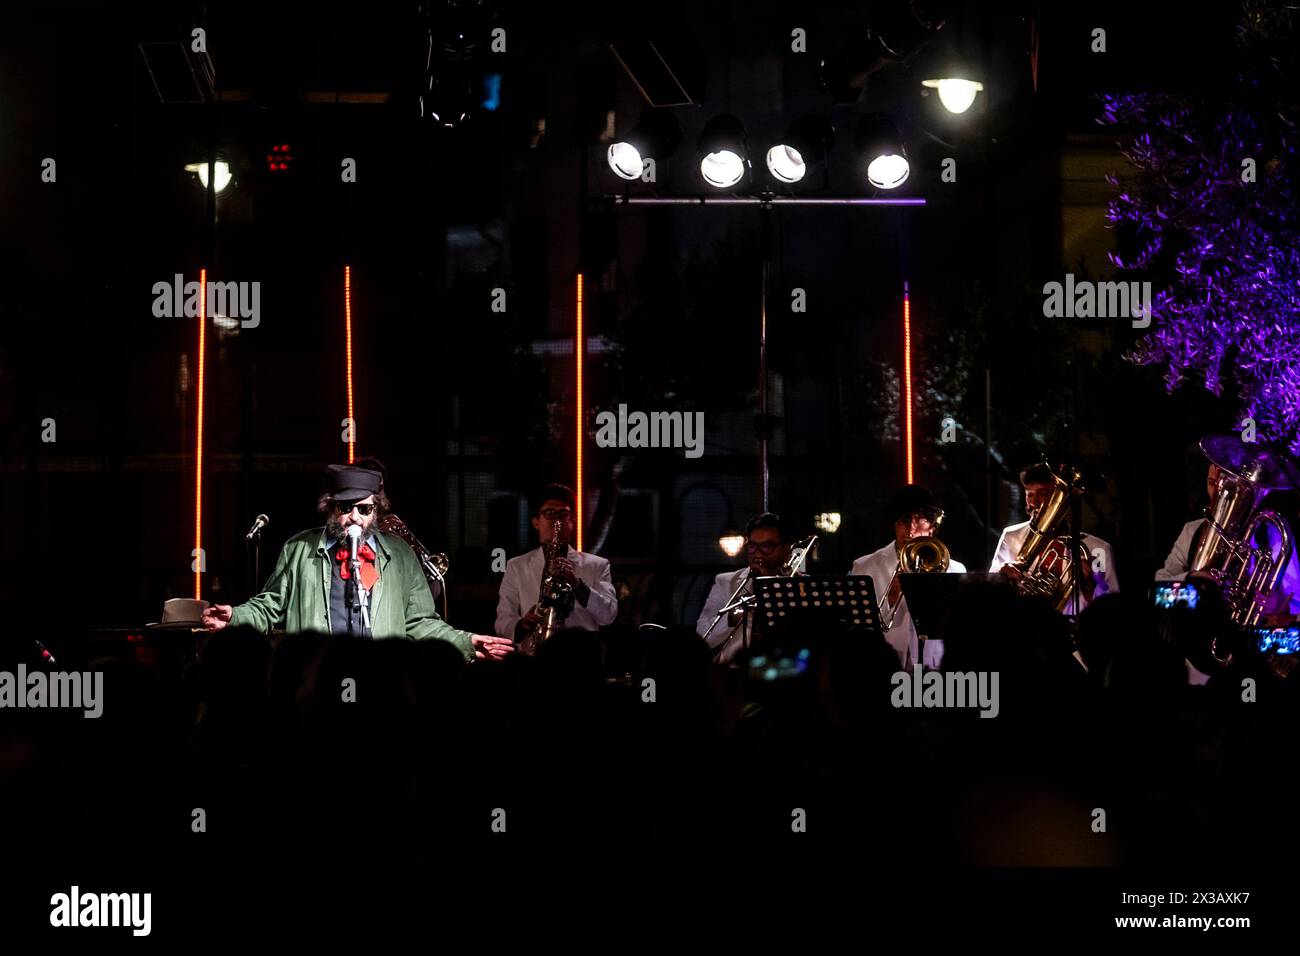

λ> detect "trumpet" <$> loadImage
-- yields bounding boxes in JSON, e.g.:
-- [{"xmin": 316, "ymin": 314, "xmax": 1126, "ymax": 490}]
[{"xmin": 879, "ymin": 511, "xmax": 950, "ymax": 629}]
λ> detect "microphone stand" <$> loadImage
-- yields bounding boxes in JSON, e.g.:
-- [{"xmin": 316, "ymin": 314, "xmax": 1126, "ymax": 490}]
[
  {"xmin": 246, "ymin": 528, "xmax": 263, "ymax": 600},
  {"xmin": 703, "ymin": 569, "xmax": 756, "ymax": 661}
]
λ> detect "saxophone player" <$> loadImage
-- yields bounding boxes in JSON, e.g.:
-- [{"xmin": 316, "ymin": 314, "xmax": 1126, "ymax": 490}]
[
  {"xmin": 495, "ymin": 483, "xmax": 619, "ymax": 643},
  {"xmin": 990, "ymin": 462, "xmax": 1119, "ymax": 613},
  {"xmin": 850, "ymin": 485, "xmax": 967, "ymax": 669}
]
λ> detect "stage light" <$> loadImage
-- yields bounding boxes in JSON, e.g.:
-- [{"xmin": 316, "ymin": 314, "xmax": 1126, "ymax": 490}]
[
  {"xmin": 195, "ymin": 268, "xmax": 207, "ymax": 599},
  {"xmin": 575, "ymin": 273, "xmax": 585, "ymax": 552},
  {"xmin": 766, "ymin": 116, "xmax": 834, "ymax": 184},
  {"xmin": 344, "ymin": 266, "xmax": 355, "ymax": 465},
  {"xmin": 902, "ymin": 281, "xmax": 914, "ymax": 484},
  {"xmin": 922, "ymin": 77, "xmax": 984, "ymax": 114},
  {"xmin": 719, "ymin": 527, "xmax": 746, "ymax": 558},
  {"xmin": 854, "ymin": 114, "xmax": 909, "ymax": 190},
  {"xmin": 698, "ymin": 114, "xmax": 749, "ymax": 189},
  {"xmin": 184, "ymin": 161, "xmax": 232, "ymax": 193},
  {"xmin": 813, "ymin": 512, "xmax": 842, "ymax": 534},
  {"xmin": 607, "ymin": 109, "xmax": 682, "ymax": 182}
]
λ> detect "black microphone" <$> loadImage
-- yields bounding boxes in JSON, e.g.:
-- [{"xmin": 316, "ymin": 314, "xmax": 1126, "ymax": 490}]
[{"xmin": 245, "ymin": 514, "xmax": 270, "ymax": 541}]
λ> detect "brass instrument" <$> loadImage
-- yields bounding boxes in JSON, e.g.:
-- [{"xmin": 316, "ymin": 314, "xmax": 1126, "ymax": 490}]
[
  {"xmin": 1188, "ymin": 435, "xmax": 1296, "ymax": 640},
  {"xmin": 780, "ymin": 535, "xmax": 818, "ymax": 576},
  {"xmin": 1004, "ymin": 463, "xmax": 1088, "ymax": 612},
  {"xmin": 519, "ymin": 521, "xmax": 574, "ymax": 656},
  {"xmin": 879, "ymin": 511, "xmax": 950, "ymax": 629},
  {"xmin": 377, "ymin": 512, "xmax": 451, "ymax": 619}
]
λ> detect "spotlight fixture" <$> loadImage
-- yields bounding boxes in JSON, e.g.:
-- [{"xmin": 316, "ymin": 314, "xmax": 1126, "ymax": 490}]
[
  {"xmin": 697, "ymin": 114, "xmax": 749, "ymax": 189},
  {"xmin": 921, "ymin": 76, "xmax": 984, "ymax": 113},
  {"xmin": 813, "ymin": 512, "xmax": 842, "ymax": 534},
  {"xmin": 765, "ymin": 115, "xmax": 834, "ymax": 185},
  {"xmin": 718, "ymin": 525, "xmax": 746, "ymax": 558},
  {"xmin": 607, "ymin": 109, "xmax": 682, "ymax": 181},
  {"xmin": 854, "ymin": 114, "xmax": 909, "ymax": 190},
  {"xmin": 183, "ymin": 160, "xmax": 232, "ymax": 193}
]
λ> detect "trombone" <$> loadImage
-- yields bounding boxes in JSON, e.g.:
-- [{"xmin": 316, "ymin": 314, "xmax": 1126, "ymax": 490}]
[{"xmin": 879, "ymin": 511, "xmax": 950, "ymax": 629}]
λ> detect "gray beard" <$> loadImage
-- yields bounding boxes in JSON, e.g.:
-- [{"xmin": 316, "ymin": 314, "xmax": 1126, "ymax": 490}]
[{"xmin": 325, "ymin": 516, "xmax": 349, "ymax": 542}]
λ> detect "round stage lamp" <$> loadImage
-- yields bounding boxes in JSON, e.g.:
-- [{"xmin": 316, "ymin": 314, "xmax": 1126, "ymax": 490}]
[
  {"xmin": 698, "ymin": 114, "xmax": 749, "ymax": 189},
  {"xmin": 719, "ymin": 527, "xmax": 746, "ymax": 558},
  {"xmin": 184, "ymin": 161, "xmax": 232, "ymax": 193},
  {"xmin": 765, "ymin": 145, "xmax": 805, "ymax": 183},
  {"xmin": 607, "ymin": 109, "xmax": 682, "ymax": 182},
  {"xmin": 921, "ymin": 77, "xmax": 984, "ymax": 114},
  {"xmin": 854, "ymin": 115, "xmax": 909, "ymax": 190},
  {"xmin": 766, "ymin": 116, "xmax": 833, "ymax": 185}
]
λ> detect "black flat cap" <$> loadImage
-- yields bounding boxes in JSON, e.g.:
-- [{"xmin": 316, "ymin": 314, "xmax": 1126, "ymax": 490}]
[{"xmin": 327, "ymin": 464, "xmax": 383, "ymax": 501}]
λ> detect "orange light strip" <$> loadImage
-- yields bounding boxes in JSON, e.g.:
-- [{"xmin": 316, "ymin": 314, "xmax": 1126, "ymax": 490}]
[
  {"xmin": 903, "ymin": 282, "xmax": 914, "ymax": 485},
  {"xmin": 575, "ymin": 272, "xmax": 585, "ymax": 552},
  {"xmin": 344, "ymin": 265, "xmax": 355, "ymax": 464},
  {"xmin": 195, "ymin": 268, "xmax": 207, "ymax": 599}
]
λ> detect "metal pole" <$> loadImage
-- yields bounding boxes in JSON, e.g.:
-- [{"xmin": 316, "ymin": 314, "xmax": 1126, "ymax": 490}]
[
  {"xmin": 760, "ymin": 260, "xmax": 769, "ymax": 512},
  {"xmin": 606, "ymin": 196, "xmax": 926, "ymax": 206}
]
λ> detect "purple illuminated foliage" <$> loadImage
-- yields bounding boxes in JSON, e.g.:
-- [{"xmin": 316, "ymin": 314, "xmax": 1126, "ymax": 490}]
[{"xmin": 1099, "ymin": 10, "xmax": 1300, "ymax": 452}]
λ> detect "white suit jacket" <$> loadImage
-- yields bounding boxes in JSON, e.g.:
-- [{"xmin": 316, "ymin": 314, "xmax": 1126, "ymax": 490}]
[
  {"xmin": 989, "ymin": 522, "xmax": 1119, "ymax": 614},
  {"xmin": 850, "ymin": 542, "xmax": 967, "ymax": 668},
  {"xmin": 1155, "ymin": 516, "xmax": 1300, "ymax": 615},
  {"xmin": 695, "ymin": 567, "xmax": 757, "ymax": 664},
  {"xmin": 495, "ymin": 545, "xmax": 619, "ymax": 638}
]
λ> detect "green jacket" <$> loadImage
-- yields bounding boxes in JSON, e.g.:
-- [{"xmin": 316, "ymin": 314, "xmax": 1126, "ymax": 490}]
[{"xmin": 228, "ymin": 527, "xmax": 473, "ymax": 659}]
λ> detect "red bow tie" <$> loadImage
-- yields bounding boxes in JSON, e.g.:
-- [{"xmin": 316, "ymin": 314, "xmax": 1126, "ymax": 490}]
[{"xmin": 336, "ymin": 542, "xmax": 376, "ymax": 582}]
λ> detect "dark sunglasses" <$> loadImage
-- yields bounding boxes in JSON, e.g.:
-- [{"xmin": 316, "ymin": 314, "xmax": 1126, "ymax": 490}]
[
  {"xmin": 333, "ymin": 500, "xmax": 376, "ymax": 516},
  {"xmin": 539, "ymin": 508, "xmax": 573, "ymax": 521}
]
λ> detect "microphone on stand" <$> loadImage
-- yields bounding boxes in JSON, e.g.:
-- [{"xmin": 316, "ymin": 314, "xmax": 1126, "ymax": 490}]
[
  {"xmin": 346, "ymin": 524, "xmax": 363, "ymax": 613},
  {"xmin": 245, "ymin": 514, "xmax": 270, "ymax": 541}
]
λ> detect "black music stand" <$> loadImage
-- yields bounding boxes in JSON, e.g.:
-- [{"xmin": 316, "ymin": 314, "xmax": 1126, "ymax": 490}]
[
  {"xmin": 900, "ymin": 572, "xmax": 1006, "ymax": 643},
  {"xmin": 753, "ymin": 575, "xmax": 884, "ymax": 642}
]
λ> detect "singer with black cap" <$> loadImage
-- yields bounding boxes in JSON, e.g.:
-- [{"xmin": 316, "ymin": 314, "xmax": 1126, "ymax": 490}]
[{"xmin": 202, "ymin": 464, "xmax": 512, "ymax": 661}]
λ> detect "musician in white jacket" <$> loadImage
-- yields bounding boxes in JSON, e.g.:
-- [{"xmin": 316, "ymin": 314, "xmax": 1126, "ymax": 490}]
[
  {"xmin": 850, "ymin": 485, "xmax": 967, "ymax": 670},
  {"xmin": 990, "ymin": 463, "xmax": 1119, "ymax": 615},
  {"xmin": 495, "ymin": 483, "xmax": 619, "ymax": 640},
  {"xmin": 695, "ymin": 513, "xmax": 791, "ymax": 664}
]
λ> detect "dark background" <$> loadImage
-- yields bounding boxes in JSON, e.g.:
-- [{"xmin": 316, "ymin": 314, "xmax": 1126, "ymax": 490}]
[{"xmin": 0, "ymin": 1, "xmax": 1247, "ymax": 633}]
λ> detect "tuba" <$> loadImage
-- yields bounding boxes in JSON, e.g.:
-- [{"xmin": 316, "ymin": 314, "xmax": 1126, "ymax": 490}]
[
  {"xmin": 1005, "ymin": 464, "xmax": 1089, "ymax": 612},
  {"xmin": 1188, "ymin": 435, "xmax": 1296, "ymax": 635},
  {"xmin": 880, "ymin": 512, "xmax": 950, "ymax": 629},
  {"xmin": 518, "ymin": 521, "xmax": 574, "ymax": 656}
]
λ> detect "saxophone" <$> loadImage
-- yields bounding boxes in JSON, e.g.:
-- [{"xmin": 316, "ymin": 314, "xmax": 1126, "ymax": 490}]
[
  {"xmin": 376, "ymin": 512, "xmax": 451, "ymax": 618},
  {"xmin": 518, "ymin": 522, "xmax": 574, "ymax": 656}
]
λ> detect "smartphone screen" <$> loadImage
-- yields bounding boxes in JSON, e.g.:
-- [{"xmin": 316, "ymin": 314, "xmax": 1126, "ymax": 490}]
[{"xmin": 1154, "ymin": 582, "xmax": 1199, "ymax": 609}]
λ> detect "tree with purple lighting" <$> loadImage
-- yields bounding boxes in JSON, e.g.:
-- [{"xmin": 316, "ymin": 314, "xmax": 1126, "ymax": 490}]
[{"xmin": 1100, "ymin": 3, "xmax": 1300, "ymax": 452}]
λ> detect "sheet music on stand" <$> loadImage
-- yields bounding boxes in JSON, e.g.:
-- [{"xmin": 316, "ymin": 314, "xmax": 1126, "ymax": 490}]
[{"xmin": 753, "ymin": 575, "xmax": 884, "ymax": 642}]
